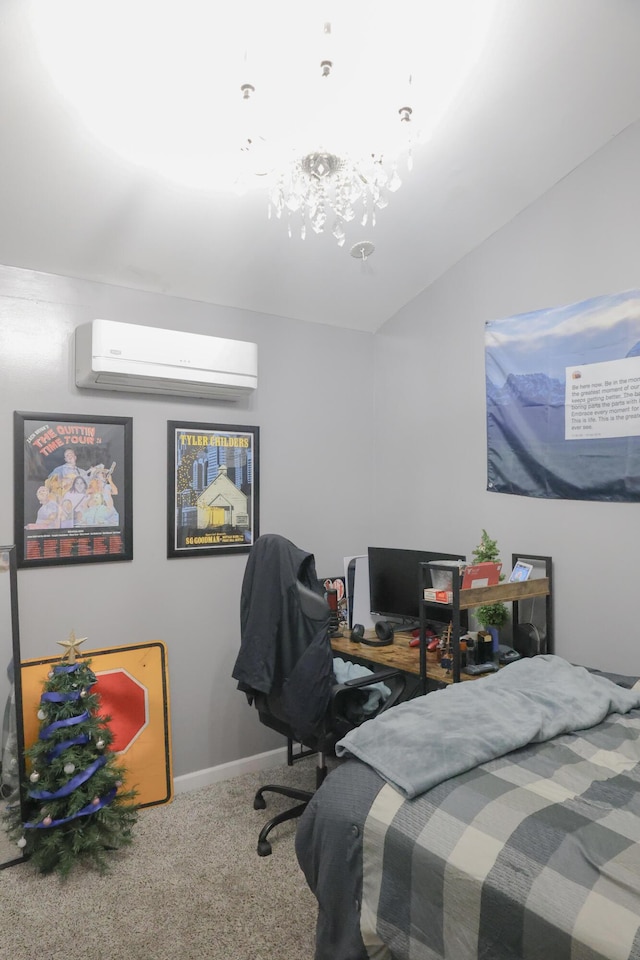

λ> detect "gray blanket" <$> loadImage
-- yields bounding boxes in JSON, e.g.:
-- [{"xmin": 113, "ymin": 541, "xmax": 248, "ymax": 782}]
[{"xmin": 335, "ymin": 654, "xmax": 640, "ymax": 798}]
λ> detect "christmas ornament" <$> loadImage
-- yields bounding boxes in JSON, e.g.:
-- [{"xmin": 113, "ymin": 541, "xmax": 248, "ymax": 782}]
[
  {"xmin": 17, "ymin": 837, "xmax": 26, "ymax": 849},
  {"xmin": 42, "ymin": 816, "xmax": 52, "ymax": 827},
  {"xmin": 29, "ymin": 771, "xmax": 40, "ymax": 783},
  {"xmin": 57, "ymin": 629, "xmax": 87, "ymax": 664},
  {"xmin": 37, "ymin": 709, "xmax": 46, "ymax": 721},
  {"xmin": 96, "ymin": 739, "xmax": 105, "ymax": 750},
  {"xmin": 63, "ymin": 763, "xmax": 75, "ymax": 775}
]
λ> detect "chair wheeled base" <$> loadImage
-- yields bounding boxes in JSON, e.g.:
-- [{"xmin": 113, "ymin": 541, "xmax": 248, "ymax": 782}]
[
  {"xmin": 254, "ymin": 785, "xmax": 314, "ymax": 856},
  {"xmin": 253, "ymin": 747, "xmax": 328, "ymax": 856}
]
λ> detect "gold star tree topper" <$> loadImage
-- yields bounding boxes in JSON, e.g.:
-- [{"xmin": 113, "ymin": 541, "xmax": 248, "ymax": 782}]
[{"xmin": 57, "ymin": 630, "xmax": 88, "ymax": 664}]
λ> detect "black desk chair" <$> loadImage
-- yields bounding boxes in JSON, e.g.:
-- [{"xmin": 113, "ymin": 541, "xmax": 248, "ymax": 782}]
[{"xmin": 232, "ymin": 534, "xmax": 404, "ymax": 855}]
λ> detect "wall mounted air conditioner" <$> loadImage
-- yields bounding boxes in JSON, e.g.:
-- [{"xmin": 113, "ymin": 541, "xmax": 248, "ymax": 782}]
[{"xmin": 75, "ymin": 319, "xmax": 258, "ymax": 400}]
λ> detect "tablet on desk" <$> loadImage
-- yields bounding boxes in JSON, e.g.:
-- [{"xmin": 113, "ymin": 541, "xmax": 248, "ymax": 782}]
[{"xmin": 508, "ymin": 561, "xmax": 533, "ymax": 582}]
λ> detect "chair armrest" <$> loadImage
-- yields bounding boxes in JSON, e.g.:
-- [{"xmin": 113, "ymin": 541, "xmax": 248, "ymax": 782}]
[
  {"xmin": 368, "ymin": 669, "xmax": 406, "ymax": 711},
  {"xmin": 330, "ymin": 668, "xmax": 406, "ymax": 727},
  {"xmin": 341, "ymin": 667, "xmax": 402, "ymax": 688}
]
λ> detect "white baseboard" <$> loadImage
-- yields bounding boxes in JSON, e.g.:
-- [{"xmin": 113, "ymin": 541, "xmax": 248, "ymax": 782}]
[{"xmin": 173, "ymin": 746, "xmax": 288, "ymax": 795}]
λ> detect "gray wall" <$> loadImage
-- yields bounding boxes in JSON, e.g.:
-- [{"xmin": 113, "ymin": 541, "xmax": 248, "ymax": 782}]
[
  {"xmin": 373, "ymin": 118, "xmax": 640, "ymax": 674},
  {"xmin": 4, "ymin": 116, "xmax": 639, "ymax": 781},
  {"xmin": 0, "ymin": 268, "xmax": 375, "ymax": 777}
]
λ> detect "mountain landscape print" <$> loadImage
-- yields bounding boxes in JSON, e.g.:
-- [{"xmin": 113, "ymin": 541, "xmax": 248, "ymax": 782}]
[{"xmin": 485, "ymin": 289, "xmax": 640, "ymax": 501}]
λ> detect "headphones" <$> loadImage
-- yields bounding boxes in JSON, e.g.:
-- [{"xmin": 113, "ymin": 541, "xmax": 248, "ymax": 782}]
[{"xmin": 350, "ymin": 621, "xmax": 394, "ymax": 647}]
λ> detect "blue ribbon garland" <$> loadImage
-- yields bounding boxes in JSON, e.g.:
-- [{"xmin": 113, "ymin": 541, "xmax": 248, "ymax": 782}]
[
  {"xmin": 28, "ymin": 755, "xmax": 107, "ymax": 800},
  {"xmin": 53, "ymin": 664, "xmax": 80, "ymax": 675},
  {"xmin": 39, "ymin": 710, "xmax": 90, "ymax": 740},
  {"xmin": 41, "ymin": 690, "xmax": 82, "ymax": 703},
  {"xmin": 41, "ymin": 674, "xmax": 95, "ymax": 706},
  {"xmin": 24, "ymin": 786, "xmax": 118, "ymax": 829},
  {"xmin": 46, "ymin": 733, "xmax": 91, "ymax": 761}
]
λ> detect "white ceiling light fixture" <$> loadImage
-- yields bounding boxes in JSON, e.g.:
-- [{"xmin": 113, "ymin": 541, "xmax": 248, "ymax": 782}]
[
  {"xmin": 27, "ymin": 1, "xmax": 498, "ymax": 248},
  {"xmin": 350, "ymin": 241, "xmax": 375, "ymax": 262}
]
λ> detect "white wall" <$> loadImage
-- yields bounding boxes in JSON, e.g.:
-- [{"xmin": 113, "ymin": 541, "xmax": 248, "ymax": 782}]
[
  {"xmin": 0, "ymin": 267, "xmax": 375, "ymax": 777},
  {"xmin": 373, "ymin": 118, "xmax": 640, "ymax": 674}
]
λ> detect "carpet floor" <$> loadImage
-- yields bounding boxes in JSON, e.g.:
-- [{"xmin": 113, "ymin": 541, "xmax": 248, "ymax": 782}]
[{"xmin": 0, "ymin": 758, "xmax": 321, "ymax": 960}]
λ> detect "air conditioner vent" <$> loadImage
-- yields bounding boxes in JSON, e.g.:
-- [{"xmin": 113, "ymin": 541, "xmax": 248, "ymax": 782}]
[{"xmin": 75, "ymin": 320, "xmax": 258, "ymax": 401}]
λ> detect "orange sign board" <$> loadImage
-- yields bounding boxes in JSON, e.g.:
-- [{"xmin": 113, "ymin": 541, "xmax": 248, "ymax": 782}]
[{"xmin": 21, "ymin": 641, "xmax": 172, "ymax": 807}]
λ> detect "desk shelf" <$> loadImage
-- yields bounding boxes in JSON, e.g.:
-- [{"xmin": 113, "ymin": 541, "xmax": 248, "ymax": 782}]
[
  {"xmin": 418, "ymin": 555, "xmax": 553, "ymax": 693},
  {"xmin": 453, "ymin": 577, "xmax": 550, "ymax": 609}
]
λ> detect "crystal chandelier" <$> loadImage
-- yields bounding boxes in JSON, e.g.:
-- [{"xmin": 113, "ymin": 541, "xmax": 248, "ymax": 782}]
[
  {"xmin": 240, "ymin": 23, "xmax": 415, "ymax": 247},
  {"xmin": 25, "ymin": 2, "xmax": 499, "ymax": 239},
  {"xmin": 267, "ymin": 145, "xmax": 409, "ymax": 246}
]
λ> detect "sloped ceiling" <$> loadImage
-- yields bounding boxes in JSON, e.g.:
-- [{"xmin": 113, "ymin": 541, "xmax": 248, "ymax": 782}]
[{"xmin": 0, "ymin": 1, "xmax": 639, "ymax": 332}]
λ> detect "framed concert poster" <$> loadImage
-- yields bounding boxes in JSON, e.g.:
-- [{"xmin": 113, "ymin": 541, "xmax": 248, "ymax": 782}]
[
  {"xmin": 167, "ymin": 421, "xmax": 259, "ymax": 558},
  {"xmin": 14, "ymin": 412, "xmax": 133, "ymax": 568}
]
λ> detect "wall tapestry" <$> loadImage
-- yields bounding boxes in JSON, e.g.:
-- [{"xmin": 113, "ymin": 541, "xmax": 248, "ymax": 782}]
[
  {"xmin": 486, "ymin": 289, "xmax": 640, "ymax": 501},
  {"xmin": 167, "ymin": 421, "xmax": 259, "ymax": 558},
  {"xmin": 14, "ymin": 412, "xmax": 133, "ymax": 567}
]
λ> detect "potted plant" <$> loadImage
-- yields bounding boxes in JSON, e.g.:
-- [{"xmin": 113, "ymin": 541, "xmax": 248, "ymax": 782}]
[{"xmin": 471, "ymin": 529, "xmax": 509, "ymax": 648}]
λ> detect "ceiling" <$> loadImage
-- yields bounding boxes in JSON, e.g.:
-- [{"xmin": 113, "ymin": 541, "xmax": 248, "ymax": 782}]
[{"xmin": 1, "ymin": 1, "xmax": 639, "ymax": 333}]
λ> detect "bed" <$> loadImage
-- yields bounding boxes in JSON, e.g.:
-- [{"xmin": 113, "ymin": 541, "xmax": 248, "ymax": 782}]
[{"xmin": 295, "ymin": 656, "xmax": 640, "ymax": 960}]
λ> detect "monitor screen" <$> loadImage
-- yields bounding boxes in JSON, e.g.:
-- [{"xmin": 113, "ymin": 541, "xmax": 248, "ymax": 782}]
[{"xmin": 367, "ymin": 546, "xmax": 466, "ymax": 627}]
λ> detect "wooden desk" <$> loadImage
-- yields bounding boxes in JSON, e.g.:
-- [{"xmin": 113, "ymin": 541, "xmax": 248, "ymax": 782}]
[
  {"xmin": 330, "ymin": 628, "xmax": 475, "ymax": 688},
  {"xmin": 331, "ymin": 629, "xmax": 420, "ymax": 675}
]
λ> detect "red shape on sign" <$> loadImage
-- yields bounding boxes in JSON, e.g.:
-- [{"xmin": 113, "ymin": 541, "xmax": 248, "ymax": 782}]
[{"xmin": 93, "ymin": 669, "xmax": 148, "ymax": 753}]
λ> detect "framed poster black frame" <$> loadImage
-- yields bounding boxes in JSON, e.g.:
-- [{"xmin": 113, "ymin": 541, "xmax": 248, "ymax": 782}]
[
  {"xmin": 167, "ymin": 420, "xmax": 259, "ymax": 559},
  {"xmin": 14, "ymin": 411, "xmax": 133, "ymax": 568}
]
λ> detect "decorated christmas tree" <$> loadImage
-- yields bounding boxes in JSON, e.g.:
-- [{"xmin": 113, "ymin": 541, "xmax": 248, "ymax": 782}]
[{"xmin": 5, "ymin": 631, "xmax": 138, "ymax": 875}]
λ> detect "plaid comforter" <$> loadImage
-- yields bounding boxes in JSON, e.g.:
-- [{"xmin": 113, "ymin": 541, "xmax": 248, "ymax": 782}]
[
  {"xmin": 297, "ymin": 700, "xmax": 640, "ymax": 960},
  {"xmin": 364, "ymin": 708, "xmax": 640, "ymax": 960}
]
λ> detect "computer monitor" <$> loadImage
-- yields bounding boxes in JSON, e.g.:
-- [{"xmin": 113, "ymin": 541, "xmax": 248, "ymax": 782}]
[{"xmin": 367, "ymin": 546, "xmax": 466, "ymax": 629}]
